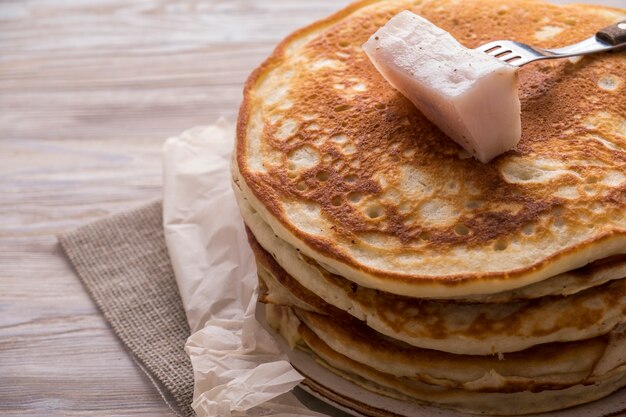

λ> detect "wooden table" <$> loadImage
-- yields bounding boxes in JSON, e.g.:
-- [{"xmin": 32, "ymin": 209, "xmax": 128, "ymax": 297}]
[
  {"xmin": 0, "ymin": 1, "xmax": 349, "ymax": 415},
  {"xmin": 2, "ymin": 0, "xmax": 623, "ymax": 416}
]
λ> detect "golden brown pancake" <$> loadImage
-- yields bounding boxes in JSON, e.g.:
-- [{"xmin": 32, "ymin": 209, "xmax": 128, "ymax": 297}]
[
  {"xmin": 241, "ymin": 185, "xmax": 626, "ymax": 355},
  {"xmin": 266, "ymin": 304, "xmax": 626, "ymax": 416},
  {"xmin": 294, "ymin": 309, "xmax": 616, "ymax": 393},
  {"xmin": 236, "ymin": 164, "xmax": 626, "ymax": 304},
  {"xmin": 235, "ymin": 0, "xmax": 626, "ymax": 298},
  {"xmin": 253, "ymin": 249, "xmax": 626, "ymax": 393}
]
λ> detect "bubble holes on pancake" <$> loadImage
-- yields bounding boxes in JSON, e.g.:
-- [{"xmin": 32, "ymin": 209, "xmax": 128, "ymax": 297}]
[
  {"xmin": 498, "ymin": 145, "xmax": 626, "ymax": 246},
  {"xmin": 246, "ymin": 0, "xmax": 626, "ymax": 267},
  {"xmin": 271, "ymin": 62, "xmax": 550, "ymax": 252},
  {"xmin": 258, "ymin": 25, "xmax": 402, "ymax": 233}
]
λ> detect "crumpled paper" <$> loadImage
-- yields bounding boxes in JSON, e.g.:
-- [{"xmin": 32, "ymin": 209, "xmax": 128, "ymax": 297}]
[{"xmin": 162, "ymin": 120, "xmax": 327, "ymax": 417}]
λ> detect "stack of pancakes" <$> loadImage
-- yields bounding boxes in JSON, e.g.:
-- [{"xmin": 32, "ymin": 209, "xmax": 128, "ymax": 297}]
[{"xmin": 232, "ymin": 0, "xmax": 626, "ymax": 414}]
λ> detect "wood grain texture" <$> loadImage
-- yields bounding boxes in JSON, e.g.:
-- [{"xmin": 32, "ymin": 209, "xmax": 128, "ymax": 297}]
[{"xmin": 0, "ymin": 0, "xmax": 349, "ymax": 415}]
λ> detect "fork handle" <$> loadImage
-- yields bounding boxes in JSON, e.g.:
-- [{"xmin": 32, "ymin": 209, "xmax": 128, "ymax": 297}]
[{"xmin": 596, "ymin": 21, "xmax": 626, "ymax": 46}]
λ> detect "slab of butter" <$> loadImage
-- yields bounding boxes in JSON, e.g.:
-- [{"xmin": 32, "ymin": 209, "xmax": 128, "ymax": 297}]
[{"xmin": 363, "ymin": 11, "xmax": 521, "ymax": 163}]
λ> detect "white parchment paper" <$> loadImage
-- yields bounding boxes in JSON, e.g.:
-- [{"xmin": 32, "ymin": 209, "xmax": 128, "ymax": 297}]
[{"xmin": 162, "ymin": 121, "xmax": 325, "ymax": 417}]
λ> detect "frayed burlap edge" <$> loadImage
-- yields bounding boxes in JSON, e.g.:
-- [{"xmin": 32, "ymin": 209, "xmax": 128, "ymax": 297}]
[{"xmin": 58, "ymin": 200, "xmax": 194, "ymax": 417}]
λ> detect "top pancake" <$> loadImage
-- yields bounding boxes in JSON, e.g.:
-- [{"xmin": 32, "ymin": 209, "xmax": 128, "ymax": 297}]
[{"xmin": 236, "ymin": 0, "xmax": 626, "ymax": 297}]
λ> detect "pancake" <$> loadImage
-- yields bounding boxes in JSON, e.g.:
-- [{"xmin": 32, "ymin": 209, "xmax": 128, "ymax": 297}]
[
  {"xmin": 234, "ymin": 160, "xmax": 626, "ymax": 303},
  {"xmin": 254, "ymin": 250, "xmax": 626, "ymax": 392},
  {"xmin": 237, "ymin": 172, "xmax": 626, "ymax": 305},
  {"xmin": 240, "ymin": 183, "xmax": 626, "ymax": 355},
  {"xmin": 235, "ymin": 0, "xmax": 626, "ymax": 298},
  {"xmin": 451, "ymin": 255, "xmax": 626, "ymax": 303},
  {"xmin": 295, "ymin": 309, "xmax": 622, "ymax": 392},
  {"xmin": 266, "ymin": 304, "xmax": 626, "ymax": 416}
]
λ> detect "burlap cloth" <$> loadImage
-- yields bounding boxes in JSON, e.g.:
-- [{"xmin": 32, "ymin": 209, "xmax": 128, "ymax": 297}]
[{"xmin": 58, "ymin": 200, "xmax": 195, "ymax": 417}]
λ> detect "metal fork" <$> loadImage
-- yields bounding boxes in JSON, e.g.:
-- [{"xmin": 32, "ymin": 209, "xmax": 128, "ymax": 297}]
[{"xmin": 476, "ymin": 21, "xmax": 626, "ymax": 66}]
